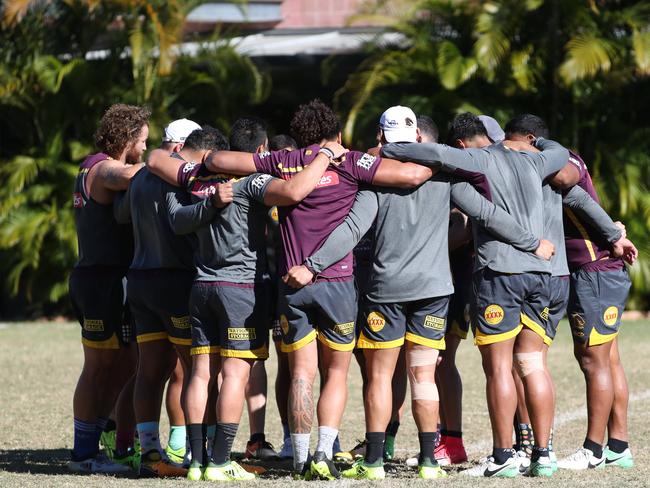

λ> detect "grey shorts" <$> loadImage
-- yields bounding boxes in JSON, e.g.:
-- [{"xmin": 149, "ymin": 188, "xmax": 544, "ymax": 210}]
[
  {"xmin": 277, "ymin": 278, "xmax": 357, "ymax": 352},
  {"xmin": 471, "ymin": 268, "xmax": 551, "ymax": 346},
  {"xmin": 190, "ymin": 281, "xmax": 270, "ymax": 359},
  {"xmin": 127, "ymin": 269, "xmax": 193, "ymax": 346},
  {"xmin": 567, "ymin": 267, "xmax": 631, "ymax": 346},
  {"xmin": 357, "ymin": 296, "xmax": 449, "ymax": 350}
]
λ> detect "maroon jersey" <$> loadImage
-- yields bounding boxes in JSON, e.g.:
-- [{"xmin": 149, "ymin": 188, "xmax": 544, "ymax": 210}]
[
  {"xmin": 253, "ymin": 145, "xmax": 381, "ymax": 279},
  {"xmin": 563, "ymin": 151, "xmax": 623, "ymax": 272}
]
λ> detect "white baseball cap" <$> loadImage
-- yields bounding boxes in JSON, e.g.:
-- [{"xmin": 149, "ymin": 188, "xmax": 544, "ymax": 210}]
[
  {"xmin": 162, "ymin": 118, "xmax": 201, "ymax": 143},
  {"xmin": 478, "ymin": 115, "xmax": 505, "ymax": 143},
  {"xmin": 379, "ymin": 106, "xmax": 418, "ymax": 143}
]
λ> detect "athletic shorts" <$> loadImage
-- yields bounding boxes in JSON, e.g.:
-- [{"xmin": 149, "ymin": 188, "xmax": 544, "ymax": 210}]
[
  {"xmin": 357, "ymin": 296, "xmax": 449, "ymax": 350},
  {"xmin": 190, "ymin": 281, "xmax": 270, "ymax": 359},
  {"xmin": 447, "ymin": 281, "xmax": 472, "ymax": 340},
  {"xmin": 69, "ymin": 267, "xmax": 132, "ymax": 349},
  {"xmin": 268, "ymin": 277, "xmax": 283, "ymax": 342},
  {"xmin": 127, "ymin": 269, "xmax": 193, "ymax": 347},
  {"xmin": 567, "ymin": 267, "xmax": 631, "ymax": 346},
  {"xmin": 540, "ymin": 275, "xmax": 570, "ymax": 341},
  {"xmin": 471, "ymin": 268, "xmax": 551, "ymax": 346},
  {"xmin": 277, "ymin": 278, "xmax": 357, "ymax": 353}
]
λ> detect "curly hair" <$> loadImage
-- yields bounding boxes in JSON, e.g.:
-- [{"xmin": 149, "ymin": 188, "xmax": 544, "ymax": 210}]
[
  {"xmin": 447, "ymin": 112, "xmax": 487, "ymax": 145},
  {"xmin": 94, "ymin": 104, "xmax": 151, "ymax": 159},
  {"xmin": 289, "ymin": 99, "xmax": 341, "ymax": 147}
]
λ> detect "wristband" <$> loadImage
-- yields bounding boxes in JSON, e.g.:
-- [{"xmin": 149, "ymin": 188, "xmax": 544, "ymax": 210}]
[{"xmin": 318, "ymin": 147, "xmax": 335, "ymax": 160}]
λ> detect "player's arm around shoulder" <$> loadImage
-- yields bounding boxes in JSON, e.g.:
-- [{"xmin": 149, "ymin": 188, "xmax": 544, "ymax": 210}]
[
  {"xmin": 371, "ymin": 156, "xmax": 434, "ymax": 188},
  {"xmin": 146, "ymin": 148, "xmax": 187, "ymax": 186},
  {"xmin": 87, "ymin": 158, "xmax": 143, "ymax": 203},
  {"xmin": 262, "ymin": 142, "xmax": 347, "ymax": 206},
  {"xmin": 204, "ymin": 149, "xmax": 257, "ymax": 175}
]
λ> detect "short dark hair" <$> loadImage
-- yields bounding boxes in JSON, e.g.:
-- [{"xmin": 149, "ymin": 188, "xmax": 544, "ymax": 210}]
[
  {"xmin": 447, "ymin": 112, "xmax": 488, "ymax": 145},
  {"xmin": 94, "ymin": 104, "xmax": 151, "ymax": 159},
  {"xmin": 504, "ymin": 114, "xmax": 550, "ymax": 139},
  {"xmin": 290, "ymin": 99, "xmax": 341, "ymax": 147},
  {"xmin": 184, "ymin": 125, "xmax": 229, "ymax": 151},
  {"xmin": 417, "ymin": 115, "xmax": 439, "ymax": 143},
  {"xmin": 229, "ymin": 116, "xmax": 268, "ymax": 153},
  {"xmin": 269, "ymin": 134, "xmax": 298, "ymax": 151}
]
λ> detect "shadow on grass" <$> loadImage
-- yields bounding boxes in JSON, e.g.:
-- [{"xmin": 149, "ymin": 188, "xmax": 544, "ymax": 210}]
[{"xmin": 0, "ymin": 449, "xmax": 136, "ymax": 477}]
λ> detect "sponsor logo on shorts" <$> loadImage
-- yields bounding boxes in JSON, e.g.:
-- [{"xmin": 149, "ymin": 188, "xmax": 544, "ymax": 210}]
[
  {"xmin": 83, "ymin": 319, "xmax": 104, "ymax": 332},
  {"xmin": 541, "ymin": 307, "xmax": 550, "ymax": 321},
  {"xmin": 356, "ymin": 153, "xmax": 377, "ymax": 171},
  {"xmin": 367, "ymin": 311, "xmax": 386, "ymax": 332},
  {"xmin": 484, "ymin": 305, "xmax": 504, "ymax": 325},
  {"xmin": 280, "ymin": 314, "xmax": 289, "ymax": 335},
  {"xmin": 171, "ymin": 316, "xmax": 190, "ymax": 329},
  {"xmin": 252, "ymin": 174, "xmax": 272, "ymax": 190},
  {"xmin": 333, "ymin": 321, "xmax": 354, "ymax": 336},
  {"xmin": 227, "ymin": 328, "xmax": 257, "ymax": 341},
  {"xmin": 423, "ymin": 315, "xmax": 445, "ymax": 331},
  {"xmin": 73, "ymin": 192, "xmax": 83, "ymax": 208},
  {"xmin": 316, "ymin": 171, "xmax": 339, "ymax": 188},
  {"xmin": 603, "ymin": 306, "xmax": 619, "ymax": 327}
]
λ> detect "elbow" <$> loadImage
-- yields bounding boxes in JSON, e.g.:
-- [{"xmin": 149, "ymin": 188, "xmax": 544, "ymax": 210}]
[{"xmin": 400, "ymin": 166, "xmax": 431, "ymax": 188}]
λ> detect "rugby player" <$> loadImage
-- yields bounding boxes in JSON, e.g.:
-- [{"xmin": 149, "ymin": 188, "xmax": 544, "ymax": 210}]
[
  {"xmin": 268, "ymin": 133, "xmax": 299, "ymax": 459},
  {"xmin": 286, "ymin": 107, "xmax": 555, "ymax": 480},
  {"xmin": 68, "ymin": 104, "xmax": 149, "ymax": 473},
  {"xmin": 504, "ymin": 114, "xmax": 638, "ymax": 471},
  {"xmin": 148, "ymin": 123, "xmax": 348, "ymax": 481},
  {"xmin": 158, "ymin": 117, "xmax": 202, "ymax": 466},
  {"xmin": 114, "ymin": 127, "xmax": 230, "ymax": 477},
  {"xmin": 227, "ymin": 116, "xmax": 278, "ymax": 461},
  {"xmin": 203, "ymin": 99, "xmax": 436, "ymax": 480},
  {"xmin": 375, "ymin": 113, "xmax": 570, "ymax": 477}
]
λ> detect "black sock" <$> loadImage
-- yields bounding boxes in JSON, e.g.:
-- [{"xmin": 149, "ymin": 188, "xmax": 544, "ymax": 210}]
[
  {"xmin": 531, "ymin": 446, "xmax": 550, "ymax": 462},
  {"xmin": 365, "ymin": 432, "xmax": 385, "ymax": 465},
  {"xmin": 249, "ymin": 432, "xmax": 265, "ymax": 443},
  {"xmin": 492, "ymin": 447, "xmax": 514, "ymax": 465},
  {"xmin": 583, "ymin": 438, "xmax": 603, "ymax": 459},
  {"xmin": 441, "ymin": 429, "xmax": 462, "ymax": 438},
  {"xmin": 385, "ymin": 421, "xmax": 400, "ymax": 437},
  {"xmin": 188, "ymin": 423, "xmax": 207, "ymax": 466},
  {"xmin": 418, "ymin": 432, "xmax": 438, "ymax": 466},
  {"xmin": 607, "ymin": 438, "xmax": 628, "ymax": 454},
  {"xmin": 212, "ymin": 423, "xmax": 239, "ymax": 465},
  {"xmin": 515, "ymin": 423, "xmax": 533, "ymax": 455},
  {"xmin": 104, "ymin": 418, "xmax": 117, "ymax": 433}
]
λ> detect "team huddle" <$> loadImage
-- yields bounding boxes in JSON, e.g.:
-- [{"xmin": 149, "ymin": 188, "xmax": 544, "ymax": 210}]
[{"xmin": 68, "ymin": 99, "xmax": 639, "ymax": 480}]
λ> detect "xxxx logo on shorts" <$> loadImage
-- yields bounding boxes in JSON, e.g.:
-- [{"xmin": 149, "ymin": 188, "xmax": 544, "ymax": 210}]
[
  {"xmin": 484, "ymin": 305, "xmax": 504, "ymax": 325},
  {"xmin": 279, "ymin": 314, "xmax": 290, "ymax": 335},
  {"xmin": 367, "ymin": 311, "xmax": 386, "ymax": 332},
  {"xmin": 603, "ymin": 306, "xmax": 619, "ymax": 327}
]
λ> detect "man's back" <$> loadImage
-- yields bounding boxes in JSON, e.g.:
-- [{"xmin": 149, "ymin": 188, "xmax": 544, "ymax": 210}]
[
  {"xmin": 368, "ymin": 174, "xmax": 453, "ymax": 302},
  {"xmin": 122, "ymin": 169, "xmax": 194, "ymax": 271}
]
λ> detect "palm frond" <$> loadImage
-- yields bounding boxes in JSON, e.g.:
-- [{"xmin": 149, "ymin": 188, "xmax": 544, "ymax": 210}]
[{"xmin": 559, "ymin": 34, "xmax": 616, "ymax": 84}]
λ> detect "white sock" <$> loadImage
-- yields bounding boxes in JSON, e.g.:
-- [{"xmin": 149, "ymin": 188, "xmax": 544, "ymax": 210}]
[
  {"xmin": 137, "ymin": 421, "xmax": 162, "ymax": 454},
  {"xmin": 291, "ymin": 433, "xmax": 311, "ymax": 470},
  {"xmin": 316, "ymin": 426, "xmax": 339, "ymax": 459}
]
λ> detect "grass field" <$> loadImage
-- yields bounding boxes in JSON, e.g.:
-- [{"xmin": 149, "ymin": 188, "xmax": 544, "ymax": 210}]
[{"xmin": 1, "ymin": 320, "xmax": 649, "ymax": 487}]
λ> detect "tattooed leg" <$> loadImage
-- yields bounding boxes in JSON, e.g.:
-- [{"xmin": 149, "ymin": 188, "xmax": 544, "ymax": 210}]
[{"xmin": 287, "ymin": 341, "xmax": 318, "ymax": 433}]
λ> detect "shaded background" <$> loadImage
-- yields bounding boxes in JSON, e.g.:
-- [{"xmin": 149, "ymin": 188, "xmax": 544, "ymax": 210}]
[{"xmin": 1, "ymin": 0, "xmax": 648, "ymax": 318}]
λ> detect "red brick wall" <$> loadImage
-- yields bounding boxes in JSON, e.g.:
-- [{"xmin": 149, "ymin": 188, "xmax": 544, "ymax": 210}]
[{"xmin": 277, "ymin": 0, "xmax": 365, "ymax": 28}]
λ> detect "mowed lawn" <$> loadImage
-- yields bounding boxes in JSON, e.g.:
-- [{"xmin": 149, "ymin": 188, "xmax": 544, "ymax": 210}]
[{"xmin": 0, "ymin": 320, "xmax": 649, "ymax": 487}]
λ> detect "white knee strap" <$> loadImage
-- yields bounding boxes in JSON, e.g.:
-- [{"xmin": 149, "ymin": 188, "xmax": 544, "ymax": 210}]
[{"xmin": 513, "ymin": 351, "xmax": 544, "ymax": 378}]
